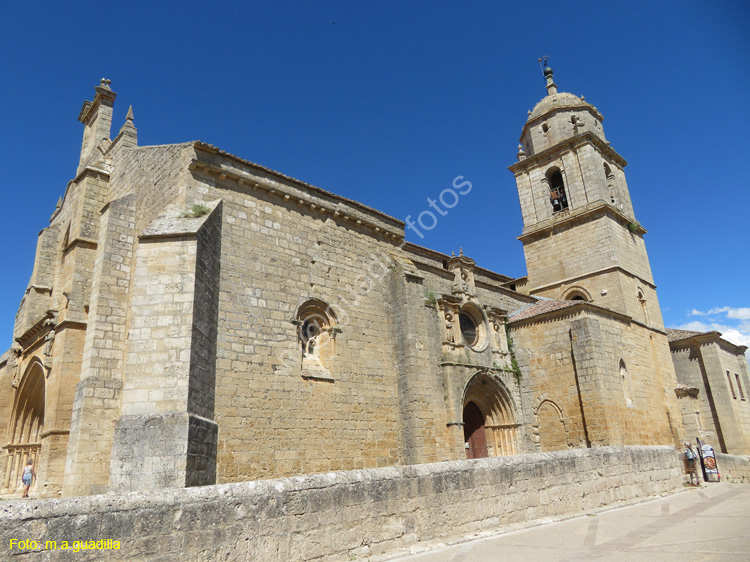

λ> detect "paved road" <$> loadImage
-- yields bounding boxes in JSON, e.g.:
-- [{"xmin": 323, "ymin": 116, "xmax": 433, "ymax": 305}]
[{"xmin": 385, "ymin": 483, "xmax": 750, "ymax": 562}]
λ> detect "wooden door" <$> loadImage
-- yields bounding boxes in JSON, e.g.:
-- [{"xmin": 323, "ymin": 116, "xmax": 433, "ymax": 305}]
[{"xmin": 463, "ymin": 402, "xmax": 488, "ymax": 459}]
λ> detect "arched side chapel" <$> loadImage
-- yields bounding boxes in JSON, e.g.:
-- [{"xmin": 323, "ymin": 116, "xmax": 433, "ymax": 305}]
[
  {"xmin": 0, "ymin": 68, "xmax": 725, "ymax": 498},
  {"xmin": 3, "ymin": 359, "xmax": 45, "ymax": 492}
]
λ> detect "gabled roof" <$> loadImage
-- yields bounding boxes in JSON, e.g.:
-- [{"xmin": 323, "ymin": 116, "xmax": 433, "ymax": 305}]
[
  {"xmin": 666, "ymin": 328, "xmax": 748, "ymax": 354},
  {"xmin": 665, "ymin": 328, "xmax": 706, "ymax": 343},
  {"xmin": 508, "ymin": 298, "xmax": 635, "ymax": 326},
  {"xmin": 508, "ymin": 299, "xmax": 582, "ymax": 322}
]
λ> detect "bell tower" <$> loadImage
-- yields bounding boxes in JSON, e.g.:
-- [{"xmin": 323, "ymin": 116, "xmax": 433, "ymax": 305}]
[{"xmin": 509, "ymin": 64, "xmax": 664, "ymax": 329}]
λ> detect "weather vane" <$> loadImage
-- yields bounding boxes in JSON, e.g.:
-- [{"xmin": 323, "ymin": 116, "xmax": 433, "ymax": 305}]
[{"xmin": 538, "ymin": 54, "xmax": 550, "ymax": 74}]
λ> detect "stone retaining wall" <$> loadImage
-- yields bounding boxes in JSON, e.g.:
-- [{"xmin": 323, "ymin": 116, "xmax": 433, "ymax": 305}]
[
  {"xmin": 2, "ymin": 446, "xmax": 682, "ymax": 561},
  {"xmin": 716, "ymin": 453, "xmax": 750, "ymax": 483}
]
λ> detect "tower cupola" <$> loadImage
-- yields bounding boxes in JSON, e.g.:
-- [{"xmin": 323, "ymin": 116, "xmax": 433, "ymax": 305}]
[{"xmin": 519, "ymin": 67, "xmax": 606, "ymax": 157}]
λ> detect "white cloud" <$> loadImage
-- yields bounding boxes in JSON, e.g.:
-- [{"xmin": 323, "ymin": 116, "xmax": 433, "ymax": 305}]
[
  {"xmin": 690, "ymin": 306, "xmax": 750, "ymax": 319},
  {"xmin": 674, "ymin": 320, "xmax": 750, "ymax": 359},
  {"xmin": 727, "ymin": 307, "xmax": 750, "ymax": 320},
  {"xmin": 719, "ymin": 328, "xmax": 750, "ymax": 349},
  {"xmin": 674, "ymin": 305, "xmax": 750, "ymax": 359},
  {"xmin": 676, "ymin": 320, "xmax": 711, "ymax": 332}
]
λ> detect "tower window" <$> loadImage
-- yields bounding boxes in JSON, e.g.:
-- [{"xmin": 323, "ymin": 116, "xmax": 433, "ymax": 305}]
[
  {"xmin": 547, "ymin": 170, "xmax": 568, "ymax": 212},
  {"xmin": 727, "ymin": 371, "xmax": 736, "ymax": 399},
  {"xmin": 735, "ymin": 373, "xmax": 745, "ymax": 400},
  {"xmin": 620, "ymin": 359, "xmax": 634, "ymax": 407},
  {"xmin": 563, "ymin": 287, "xmax": 591, "ymax": 302}
]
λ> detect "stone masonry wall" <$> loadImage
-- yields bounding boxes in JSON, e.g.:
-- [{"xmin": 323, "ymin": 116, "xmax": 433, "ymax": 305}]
[
  {"xmin": 511, "ymin": 308, "xmax": 680, "ymax": 452},
  {"xmin": 184, "ymin": 167, "xmax": 406, "ymax": 482},
  {"xmin": 63, "ymin": 194, "xmax": 137, "ymax": 496},
  {"xmin": 715, "ymin": 453, "xmax": 750, "ymax": 483},
  {"xmin": 671, "ymin": 343, "xmax": 724, "ymax": 449},
  {"xmin": 713, "ymin": 343, "xmax": 750, "ymax": 454},
  {"xmin": 109, "ymin": 201, "xmax": 222, "ymax": 491},
  {"xmin": 1, "ymin": 446, "xmax": 682, "ymax": 562}
]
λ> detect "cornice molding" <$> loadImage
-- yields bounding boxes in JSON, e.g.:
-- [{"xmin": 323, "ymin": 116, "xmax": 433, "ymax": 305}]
[
  {"xmin": 517, "ymin": 200, "xmax": 646, "ymax": 241},
  {"xmin": 509, "ymin": 132, "xmax": 627, "ymax": 173}
]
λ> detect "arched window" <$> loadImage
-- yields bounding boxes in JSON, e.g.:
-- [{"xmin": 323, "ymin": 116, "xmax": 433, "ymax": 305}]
[
  {"xmin": 620, "ymin": 359, "xmax": 634, "ymax": 407},
  {"xmin": 295, "ymin": 299, "xmax": 337, "ymax": 379},
  {"xmin": 562, "ymin": 287, "xmax": 591, "ymax": 302},
  {"xmin": 603, "ymin": 163, "xmax": 616, "ymax": 204},
  {"xmin": 637, "ymin": 288, "xmax": 649, "ymax": 325},
  {"xmin": 547, "ymin": 168, "xmax": 568, "ymax": 212}
]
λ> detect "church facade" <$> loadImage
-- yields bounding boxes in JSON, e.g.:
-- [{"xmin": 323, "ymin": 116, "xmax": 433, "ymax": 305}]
[{"xmin": 2, "ymin": 70, "xmax": 747, "ymax": 498}]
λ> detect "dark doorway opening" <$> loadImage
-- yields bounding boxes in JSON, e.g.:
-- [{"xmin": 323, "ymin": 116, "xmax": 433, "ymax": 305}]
[{"xmin": 463, "ymin": 401, "xmax": 488, "ymax": 459}]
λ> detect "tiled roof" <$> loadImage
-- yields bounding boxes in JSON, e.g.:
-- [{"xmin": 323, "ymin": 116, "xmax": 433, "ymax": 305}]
[
  {"xmin": 665, "ymin": 328, "xmax": 706, "ymax": 343},
  {"xmin": 508, "ymin": 299, "xmax": 583, "ymax": 322}
]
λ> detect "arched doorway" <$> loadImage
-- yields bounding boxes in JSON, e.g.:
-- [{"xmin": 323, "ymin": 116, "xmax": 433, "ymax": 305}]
[
  {"xmin": 463, "ymin": 402, "xmax": 488, "ymax": 459},
  {"xmin": 536, "ymin": 400, "xmax": 568, "ymax": 451},
  {"xmin": 462, "ymin": 373, "xmax": 518, "ymax": 458},
  {"xmin": 3, "ymin": 361, "xmax": 45, "ymax": 491}
]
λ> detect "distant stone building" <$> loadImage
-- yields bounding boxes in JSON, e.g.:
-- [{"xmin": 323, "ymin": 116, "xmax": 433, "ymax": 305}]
[
  {"xmin": 2, "ymin": 68, "xmax": 747, "ymax": 498},
  {"xmin": 667, "ymin": 328, "xmax": 750, "ymax": 454}
]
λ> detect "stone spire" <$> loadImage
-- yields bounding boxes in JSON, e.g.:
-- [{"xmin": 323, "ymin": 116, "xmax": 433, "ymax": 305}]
[
  {"xmin": 117, "ymin": 105, "xmax": 138, "ymax": 148},
  {"xmin": 77, "ymin": 79, "xmax": 117, "ymax": 173}
]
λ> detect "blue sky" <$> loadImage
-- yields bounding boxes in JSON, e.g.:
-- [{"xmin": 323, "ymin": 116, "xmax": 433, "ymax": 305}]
[{"xmin": 0, "ymin": 1, "xmax": 748, "ymax": 352}]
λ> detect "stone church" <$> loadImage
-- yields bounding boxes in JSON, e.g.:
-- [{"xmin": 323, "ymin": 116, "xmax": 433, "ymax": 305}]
[{"xmin": 2, "ymin": 67, "xmax": 748, "ymax": 498}]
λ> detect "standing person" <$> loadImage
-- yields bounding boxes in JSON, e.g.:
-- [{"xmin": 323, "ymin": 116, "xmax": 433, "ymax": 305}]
[
  {"xmin": 684, "ymin": 442, "xmax": 699, "ymax": 485},
  {"xmin": 21, "ymin": 458, "xmax": 35, "ymax": 498}
]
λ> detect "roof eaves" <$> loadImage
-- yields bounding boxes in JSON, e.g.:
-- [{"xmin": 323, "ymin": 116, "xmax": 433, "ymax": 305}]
[{"xmin": 193, "ymin": 141, "xmax": 404, "ymax": 227}]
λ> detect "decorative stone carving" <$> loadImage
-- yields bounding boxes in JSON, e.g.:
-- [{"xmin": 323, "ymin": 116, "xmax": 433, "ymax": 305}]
[
  {"xmin": 447, "ymin": 249, "xmax": 476, "ymax": 298},
  {"xmin": 437, "ymin": 297, "xmax": 461, "ymax": 350},
  {"xmin": 9, "ymin": 343, "xmax": 22, "ymax": 388},
  {"xmin": 674, "ymin": 384, "xmax": 700, "ymax": 399},
  {"xmin": 444, "ymin": 311, "xmax": 454, "ymax": 343},
  {"xmin": 486, "ymin": 307, "xmax": 509, "ymax": 359},
  {"xmin": 43, "ymin": 328, "xmax": 55, "ymax": 369}
]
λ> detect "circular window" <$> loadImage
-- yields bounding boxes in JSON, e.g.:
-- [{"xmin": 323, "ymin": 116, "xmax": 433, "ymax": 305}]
[
  {"xmin": 458, "ymin": 304, "xmax": 488, "ymax": 351},
  {"xmin": 459, "ymin": 313, "xmax": 478, "ymax": 346}
]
